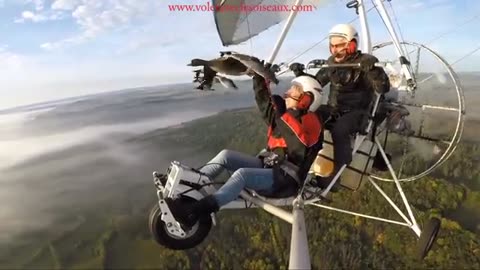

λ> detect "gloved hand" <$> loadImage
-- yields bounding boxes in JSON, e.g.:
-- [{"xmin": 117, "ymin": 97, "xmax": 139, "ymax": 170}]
[
  {"xmin": 271, "ymin": 94, "xmax": 286, "ymax": 116},
  {"xmin": 289, "ymin": 62, "xmax": 304, "ymax": 71},
  {"xmin": 270, "ymin": 63, "xmax": 281, "ymax": 73},
  {"xmin": 249, "ymin": 59, "xmax": 278, "ymax": 78},
  {"xmin": 307, "ymin": 59, "xmax": 327, "ymax": 68},
  {"xmin": 261, "ymin": 59, "xmax": 281, "ymax": 74},
  {"xmin": 248, "ymin": 58, "xmax": 273, "ymax": 71},
  {"xmin": 360, "ymin": 56, "xmax": 378, "ymax": 73},
  {"xmin": 289, "ymin": 62, "xmax": 305, "ymax": 77}
]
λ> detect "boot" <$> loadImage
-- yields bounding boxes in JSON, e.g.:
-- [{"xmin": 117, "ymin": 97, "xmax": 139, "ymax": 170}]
[
  {"xmin": 372, "ymin": 152, "xmax": 392, "ymax": 171},
  {"xmin": 312, "ymin": 175, "xmax": 340, "ymax": 192},
  {"xmin": 165, "ymin": 195, "xmax": 219, "ymax": 229},
  {"xmin": 194, "ymin": 195, "xmax": 220, "ymax": 216},
  {"xmin": 311, "ymin": 166, "xmax": 342, "ymax": 192},
  {"xmin": 164, "ymin": 197, "xmax": 198, "ymax": 228}
]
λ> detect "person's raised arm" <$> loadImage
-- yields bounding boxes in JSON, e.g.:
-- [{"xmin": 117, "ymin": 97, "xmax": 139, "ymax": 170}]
[{"xmin": 252, "ymin": 73, "xmax": 284, "ymax": 126}]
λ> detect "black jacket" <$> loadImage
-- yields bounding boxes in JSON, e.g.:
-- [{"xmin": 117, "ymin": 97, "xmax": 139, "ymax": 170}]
[
  {"xmin": 315, "ymin": 51, "xmax": 390, "ymax": 112},
  {"xmin": 253, "ymin": 74, "xmax": 323, "ymax": 186}
]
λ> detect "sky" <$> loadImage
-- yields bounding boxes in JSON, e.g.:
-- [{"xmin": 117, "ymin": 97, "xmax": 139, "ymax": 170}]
[{"xmin": 0, "ymin": 0, "xmax": 479, "ymax": 109}]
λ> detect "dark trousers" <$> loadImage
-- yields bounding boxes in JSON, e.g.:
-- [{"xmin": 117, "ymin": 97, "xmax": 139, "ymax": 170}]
[{"xmin": 317, "ymin": 105, "xmax": 366, "ymax": 171}]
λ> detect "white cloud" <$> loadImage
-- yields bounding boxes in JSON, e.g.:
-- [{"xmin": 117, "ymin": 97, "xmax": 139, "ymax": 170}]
[
  {"xmin": 115, "ymin": 35, "xmax": 186, "ymax": 55},
  {"xmin": 41, "ymin": 0, "xmax": 165, "ymax": 50},
  {"xmin": 0, "ymin": 38, "xmax": 189, "ymax": 109},
  {"xmin": 390, "ymin": 0, "xmax": 454, "ymax": 14},
  {"xmin": 49, "ymin": 11, "xmax": 68, "ymax": 20},
  {"xmin": 31, "ymin": 0, "xmax": 44, "ymax": 11},
  {"xmin": 40, "ymin": 42, "xmax": 59, "ymax": 51},
  {"xmin": 40, "ymin": 32, "xmax": 92, "ymax": 50},
  {"xmin": 36, "ymin": 0, "xmax": 44, "ymax": 10},
  {"xmin": 51, "ymin": 0, "xmax": 80, "ymax": 10},
  {"xmin": 14, "ymin": 1, "xmax": 68, "ymax": 24},
  {"xmin": 15, "ymin": 10, "xmax": 47, "ymax": 22},
  {"xmin": 2, "ymin": 0, "xmax": 476, "ymax": 112},
  {"xmin": 0, "ymin": 45, "xmax": 25, "ymax": 71}
]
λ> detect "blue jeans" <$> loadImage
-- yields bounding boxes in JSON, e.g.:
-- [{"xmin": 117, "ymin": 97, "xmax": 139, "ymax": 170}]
[{"xmin": 199, "ymin": 149, "xmax": 275, "ymax": 207}]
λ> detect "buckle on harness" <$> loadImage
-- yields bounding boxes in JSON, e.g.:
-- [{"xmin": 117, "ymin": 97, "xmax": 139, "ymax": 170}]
[
  {"xmin": 259, "ymin": 151, "xmax": 301, "ymax": 185},
  {"xmin": 262, "ymin": 152, "xmax": 280, "ymax": 168}
]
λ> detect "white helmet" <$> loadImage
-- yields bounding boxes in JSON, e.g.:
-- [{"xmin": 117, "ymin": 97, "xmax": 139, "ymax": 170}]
[
  {"xmin": 291, "ymin": 76, "xmax": 323, "ymax": 112},
  {"xmin": 329, "ymin": 23, "xmax": 359, "ymax": 42}
]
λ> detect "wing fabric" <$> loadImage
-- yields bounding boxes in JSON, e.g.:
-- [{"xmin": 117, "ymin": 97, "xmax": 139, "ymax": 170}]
[{"xmin": 212, "ymin": 0, "xmax": 323, "ymax": 46}]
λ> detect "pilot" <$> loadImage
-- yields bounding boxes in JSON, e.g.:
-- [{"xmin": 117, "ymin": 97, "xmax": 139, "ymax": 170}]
[{"xmin": 291, "ymin": 23, "xmax": 390, "ymax": 187}]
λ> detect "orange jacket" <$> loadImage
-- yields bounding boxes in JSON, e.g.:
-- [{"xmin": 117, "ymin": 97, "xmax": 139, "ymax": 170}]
[{"xmin": 253, "ymin": 74, "xmax": 324, "ymax": 181}]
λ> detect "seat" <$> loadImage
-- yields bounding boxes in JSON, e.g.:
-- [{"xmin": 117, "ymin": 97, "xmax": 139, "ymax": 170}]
[
  {"xmin": 310, "ymin": 130, "xmax": 378, "ymax": 191},
  {"xmin": 253, "ymin": 149, "xmax": 310, "ymax": 199},
  {"xmin": 310, "ymin": 94, "xmax": 387, "ymax": 191},
  {"xmin": 255, "ymin": 180, "xmax": 299, "ymax": 198}
]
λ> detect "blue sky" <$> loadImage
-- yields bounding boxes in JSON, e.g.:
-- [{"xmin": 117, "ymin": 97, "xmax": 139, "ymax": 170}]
[{"xmin": 0, "ymin": 0, "xmax": 479, "ymax": 109}]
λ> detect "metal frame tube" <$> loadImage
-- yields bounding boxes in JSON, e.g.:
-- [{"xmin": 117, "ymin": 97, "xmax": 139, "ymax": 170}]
[
  {"xmin": 309, "ymin": 202, "xmax": 411, "ymax": 227},
  {"xmin": 320, "ymin": 164, "xmax": 347, "ymax": 197},
  {"xmin": 373, "ymin": 0, "xmax": 406, "ymax": 57},
  {"xmin": 421, "ymin": 104, "xmax": 461, "ymax": 112},
  {"xmin": 288, "ymin": 197, "xmax": 311, "ymax": 270},
  {"xmin": 373, "ymin": 0, "xmax": 414, "ymax": 82},
  {"xmin": 367, "ymin": 177, "xmax": 412, "ymax": 225},
  {"xmin": 220, "ymin": 199, "xmax": 292, "ymax": 210},
  {"xmin": 365, "ymin": 93, "xmax": 382, "ymax": 133},
  {"xmin": 375, "ymin": 137, "xmax": 420, "ymax": 233},
  {"xmin": 239, "ymin": 190, "xmax": 294, "ymax": 224},
  {"xmin": 357, "ymin": 0, "xmax": 372, "ymax": 53},
  {"xmin": 267, "ymin": 0, "xmax": 303, "ymax": 64}
]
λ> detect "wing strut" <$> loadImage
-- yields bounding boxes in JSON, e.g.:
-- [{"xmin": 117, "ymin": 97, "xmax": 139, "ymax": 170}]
[{"xmin": 267, "ymin": 0, "xmax": 304, "ymax": 64}]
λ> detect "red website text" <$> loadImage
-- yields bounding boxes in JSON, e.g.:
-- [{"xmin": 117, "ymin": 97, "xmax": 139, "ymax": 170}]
[{"xmin": 168, "ymin": 2, "xmax": 316, "ymax": 12}]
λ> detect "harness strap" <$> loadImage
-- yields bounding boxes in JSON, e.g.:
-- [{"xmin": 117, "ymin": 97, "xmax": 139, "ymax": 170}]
[
  {"xmin": 258, "ymin": 151, "xmax": 302, "ymax": 185},
  {"xmin": 279, "ymin": 160, "xmax": 302, "ymax": 185}
]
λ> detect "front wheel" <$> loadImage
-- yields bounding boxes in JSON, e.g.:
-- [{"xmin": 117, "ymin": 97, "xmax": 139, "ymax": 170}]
[
  {"xmin": 416, "ymin": 217, "xmax": 441, "ymax": 259},
  {"xmin": 148, "ymin": 197, "xmax": 212, "ymax": 250}
]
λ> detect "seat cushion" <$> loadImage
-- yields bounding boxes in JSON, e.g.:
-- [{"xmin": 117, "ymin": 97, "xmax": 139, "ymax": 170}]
[{"xmin": 255, "ymin": 181, "xmax": 299, "ymax": 198}]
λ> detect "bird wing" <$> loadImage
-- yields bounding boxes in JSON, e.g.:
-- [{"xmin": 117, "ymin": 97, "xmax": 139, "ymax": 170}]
[
  {"xmin": 216, "ymin": 75, "xmax": 238, "ymax": 89},
  {"xmin": 203, "ymin": 65, "xmax": 217, "ymax": 82},
  {"xmin": 222, "ymin": 52, "xmax": 279, "ymax": 84}
]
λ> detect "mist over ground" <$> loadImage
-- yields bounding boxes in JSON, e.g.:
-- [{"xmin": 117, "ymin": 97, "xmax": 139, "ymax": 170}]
[
  {"xmin": 0, "ymin": 79, "xmax": 261, "ymax": 246},
  {"xmin": 0, "ymin": 72, "xmax": 478, "ymax": 260}
]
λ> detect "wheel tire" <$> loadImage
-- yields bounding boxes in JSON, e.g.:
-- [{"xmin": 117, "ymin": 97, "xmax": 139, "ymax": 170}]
[
  {"xmin": 148, "ymin": 197, "xmax": 212, "ymax": 250},
  {"xmin": 416, "ymin": 217, "xmax": 441, "ymax": 259}
]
